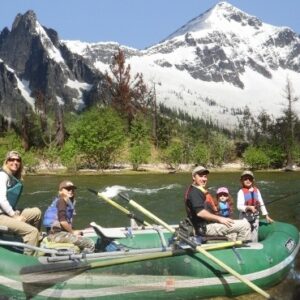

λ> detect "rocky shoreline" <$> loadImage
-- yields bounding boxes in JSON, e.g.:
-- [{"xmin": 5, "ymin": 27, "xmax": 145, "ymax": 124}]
[{"xmin": 25, "ymin": 161, "xmax": 296, "ymax": 176}]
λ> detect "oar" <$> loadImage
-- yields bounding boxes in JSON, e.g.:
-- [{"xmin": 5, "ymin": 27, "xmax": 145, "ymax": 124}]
[
  {"xmin": 20, "ymin": 249, "xmax": 180, "ymax": 284},
  {"xmin": 90, "ymin": 190, "xmax": 243, "ymax": 251},
  {"xmin": 88, "ymin": 188, "xmax": 151, "ymax": 227},
  {"xmin": 96, "ymin": 193, "xmax": 245, "ymax": 251},
  {"xmin": 118, "ymin": 193, "xmax": 273, "ymax": 299},
  {"xmin": 118, "ymin": 193, "xmax": 174, "ymax": 232}
]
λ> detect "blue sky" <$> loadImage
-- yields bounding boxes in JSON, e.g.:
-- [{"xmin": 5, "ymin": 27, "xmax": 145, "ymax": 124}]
[{"xmin": 0, "ymin": 0, "xmax": 299, "ymax": 49}]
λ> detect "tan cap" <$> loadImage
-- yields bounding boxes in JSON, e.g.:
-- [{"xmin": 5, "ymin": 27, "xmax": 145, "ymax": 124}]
[
  {"xmin": 240, "ymin": 170, "xmax": 254, "ymax": 179},
  {"xmin": 59, "ymin": 180, "xmax": 77, "ymax": 190},
  {"xmin": 5, "ymin": 150, "xmax": 21, "ymax": 162},
  {"xmin": 192, "ymin": 166, "xmax": 209, "ymax": 176}
]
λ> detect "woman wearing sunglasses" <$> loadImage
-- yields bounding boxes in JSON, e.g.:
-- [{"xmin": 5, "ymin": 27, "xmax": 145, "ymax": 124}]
[
  {"xmin": 237, "ymin": 170, "xmax": 274, "ymax": 242},
  {"xmin": 0, "ymin": 150, "xmax": 41, "ymax": 255},
  {"xmin": 43, "ymin": 180, "xmax": 95, "ymax": 253}
]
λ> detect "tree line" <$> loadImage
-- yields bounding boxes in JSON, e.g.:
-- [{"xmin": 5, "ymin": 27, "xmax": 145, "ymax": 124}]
[{"xmin": 0, "ymin": 49, "xmax": 299, "ymax": 172}]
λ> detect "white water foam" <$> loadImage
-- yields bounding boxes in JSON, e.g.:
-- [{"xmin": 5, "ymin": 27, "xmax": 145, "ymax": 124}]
[{"xmin": 101, "ymin": 184, "xmax": 181, "ymax": 198}]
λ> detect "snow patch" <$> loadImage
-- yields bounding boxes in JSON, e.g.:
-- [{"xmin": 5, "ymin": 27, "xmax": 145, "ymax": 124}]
[
  {"xmin": 17, "ymin": 79, "xmax": 35, "ymax": 108},
  {"xmin": 34, "ymin": 21, "xmax": 64, "ymax": 64}
]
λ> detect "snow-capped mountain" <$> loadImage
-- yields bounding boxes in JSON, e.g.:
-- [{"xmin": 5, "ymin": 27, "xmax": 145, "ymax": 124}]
[
  {"xmin": 64, "ymin": 1, "xmax": 300, "ymax": 128},
  {"xmin": 1, "ymin": 2, "xmax": 300, "ymax": 129},
  {"xmin": 0, "ymin": 10, "xmax": 104, "ymax": 122}
]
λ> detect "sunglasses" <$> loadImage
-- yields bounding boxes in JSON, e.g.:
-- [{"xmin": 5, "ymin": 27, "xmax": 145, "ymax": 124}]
[
  {"xmin": 218, "ymin": 193, "xmax": 228, "ymax": 197},
  {"xmin": 242, "ymin": 177, "xmax": 253, "ymax": 181},
  {"xmin": 63, "ymin": 186, "xmax": 75, "ymax": 191},
  {"xmin": 7, "ymin": 158, "xmax": 21, "ymax": 163}
]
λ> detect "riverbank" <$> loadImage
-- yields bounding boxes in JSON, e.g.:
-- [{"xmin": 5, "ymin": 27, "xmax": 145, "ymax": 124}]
[{"xmin": 25, "ymin": 160, "xmax": 297, "ymax": 176}]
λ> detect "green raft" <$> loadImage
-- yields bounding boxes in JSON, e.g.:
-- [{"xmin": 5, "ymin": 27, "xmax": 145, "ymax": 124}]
[{"xmin": 0, "ymin": 220, "xmax": 299, "ymax": 299}]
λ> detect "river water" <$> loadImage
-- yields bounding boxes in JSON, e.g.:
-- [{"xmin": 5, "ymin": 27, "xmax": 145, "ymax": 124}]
[{"xmin": 22, "ymin": 171, "xmax": 300, "ymax": 300}]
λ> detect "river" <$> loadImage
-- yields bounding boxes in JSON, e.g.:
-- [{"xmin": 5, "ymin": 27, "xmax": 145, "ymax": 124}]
[{"xmin": 22, "ymin": 171, "xmax": 300, "ymax": 300}]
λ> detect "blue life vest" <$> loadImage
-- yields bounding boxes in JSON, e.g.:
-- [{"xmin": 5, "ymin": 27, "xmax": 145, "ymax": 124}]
[
  {"xmin": 218, "ymin": 201, "xmax": 230, "ymax": 217},
  {"xmin": 0, "ymin": 169, "xmax": 23, "ymax": 209},
  {"xmin": 43, "ymin": 196, "xmax": 75, "ymax": 228}
]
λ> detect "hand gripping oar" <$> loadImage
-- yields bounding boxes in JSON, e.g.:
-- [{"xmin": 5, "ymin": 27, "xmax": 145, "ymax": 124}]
[
  {"xmin": 118, "ymin": 193, "xmax": 273, "ymax": 300},
  {"xmin": 88, "ymin": 189, "xmax": 151, "ymax": 227}
]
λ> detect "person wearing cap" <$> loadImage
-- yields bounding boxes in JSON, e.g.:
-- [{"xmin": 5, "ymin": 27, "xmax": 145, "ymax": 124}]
[
  {"xmin": 184, "ymin": 166, "xmax": 251, "ymax": 241},
  {"xmin": 43, "ymin": 180, "xmax": 95, "ymax": 253},
  {"xmin": 0, "ymin": 150, "xmax": 41, "ymax": 255},
  {"xmin": 237, "ymin": 170, "xmax": 274, "ymax": 242},
  {"xmin": 216, "ymin": 187, "xmax": 234, "ymax": 218}
]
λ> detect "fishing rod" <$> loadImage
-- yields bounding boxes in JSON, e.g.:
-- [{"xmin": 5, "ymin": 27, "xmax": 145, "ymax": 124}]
[{"xmin": 265, "ymin": 190, "xmax": 300, "ymax": 205}]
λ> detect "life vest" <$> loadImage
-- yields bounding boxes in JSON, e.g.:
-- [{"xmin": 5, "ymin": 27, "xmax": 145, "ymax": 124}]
[
  {"xmin": 0, "ymin": 169, "xmax": 23, "ymax": 209},
  {"xmin": 43, "ymin": 196, "xmax": 75, "ymax": 228},
  {"xmin": 218, "ymin": 201, "xmax": 231, "ymax": 217},
  {"xmin": 184, "ymin": 185, "xmax": 218, "ymax": 215},
  {"xmin": 242, "ymin": 187, "xmax": 260, "ymax": 208}
]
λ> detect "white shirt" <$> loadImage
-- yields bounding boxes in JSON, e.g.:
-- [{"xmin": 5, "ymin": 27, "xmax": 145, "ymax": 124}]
[
  {"xmin": 0, "ymin": 171, "xmax": 15, "ymax": 216},
  {"xmin": 237, "ymin": 187, "xmax": 268, "ymax": 216}
]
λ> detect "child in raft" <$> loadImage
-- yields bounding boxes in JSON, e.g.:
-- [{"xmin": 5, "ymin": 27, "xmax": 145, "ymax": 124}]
[
  {"xmin": 237, "ymin": 170, "xmax": 274, "ymax": 242},
  {"xmin": 216, "ymin": 187, "xmax": 234, "ymax": 218}
]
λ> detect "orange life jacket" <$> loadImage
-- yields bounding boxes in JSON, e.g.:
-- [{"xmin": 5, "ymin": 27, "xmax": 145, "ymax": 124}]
[{"xmin": 184, "ymin": 185, "xmax": 218, "ymax": 215}]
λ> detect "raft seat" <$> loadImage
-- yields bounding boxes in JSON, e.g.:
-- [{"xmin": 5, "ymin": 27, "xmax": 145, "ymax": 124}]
[{"xmin": 90, "ymin": 222, "xmax": 127, "ymax": 239}]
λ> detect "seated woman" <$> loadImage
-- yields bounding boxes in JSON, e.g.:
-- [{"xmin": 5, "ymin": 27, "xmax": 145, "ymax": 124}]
[
  {"xmin": 43, "ymin": 180, "xmax": 95, "ymax": 253},
  {"xmin": 0, "ymin": 150, "xmax": 41, "ymax": 255}
]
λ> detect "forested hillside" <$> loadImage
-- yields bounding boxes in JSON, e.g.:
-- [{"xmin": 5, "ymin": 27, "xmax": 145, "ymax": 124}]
[{"xmin": 1, "ymin": 49, "xmax": 299, "ymax": 172}]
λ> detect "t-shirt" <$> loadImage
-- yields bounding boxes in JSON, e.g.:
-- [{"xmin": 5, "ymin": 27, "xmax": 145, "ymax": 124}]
[{"xmin": 185, "ymin": 185, "xmax": 206, "ymax": 229}]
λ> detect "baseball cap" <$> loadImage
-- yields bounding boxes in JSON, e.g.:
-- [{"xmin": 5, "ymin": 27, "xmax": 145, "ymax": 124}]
[
  {"xmin": 240, "ymin": 170, "xmax": 254, "ymax": 179},
  {"xmin": 217, "ymin": 187, "xmax": 229, "ymax": 195},
  {"xmin": 192, "ymin": 166, "xmax": 209, "ymax": 176},
  {"xmin": 5, "ymin": 150, "xmax": 21, "ymax": 162},
  {"xmin": 59, "ymin": 180, "xmax": 77, "ymax": 190}
]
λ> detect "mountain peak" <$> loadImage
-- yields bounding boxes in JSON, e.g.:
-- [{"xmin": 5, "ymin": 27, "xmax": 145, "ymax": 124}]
[
  {"xmin": 165, "ymin": 1, "xmax": 262, "ymax": 41},
  {"xmin": 12, "ymin": 10, "xmax": 37, "ymax": 31},
  {"xmin": 211, "ymin": 1, "xmax": 262, "ymax": 29}
]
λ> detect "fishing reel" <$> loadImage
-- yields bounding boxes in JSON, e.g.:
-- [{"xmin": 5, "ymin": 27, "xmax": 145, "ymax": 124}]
[{"xmin": 244, "ymin": 210, "xmax": 259, "ymax": 223}]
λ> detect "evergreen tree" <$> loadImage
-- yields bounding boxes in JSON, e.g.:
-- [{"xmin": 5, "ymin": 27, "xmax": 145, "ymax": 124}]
[
  {"xmin": 281, "ymin": 78, "xmax": 298, "ymax": 167},
  {"xmin": 129, "ymin": 116, "xmax": 151, "ymax": 171}
]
